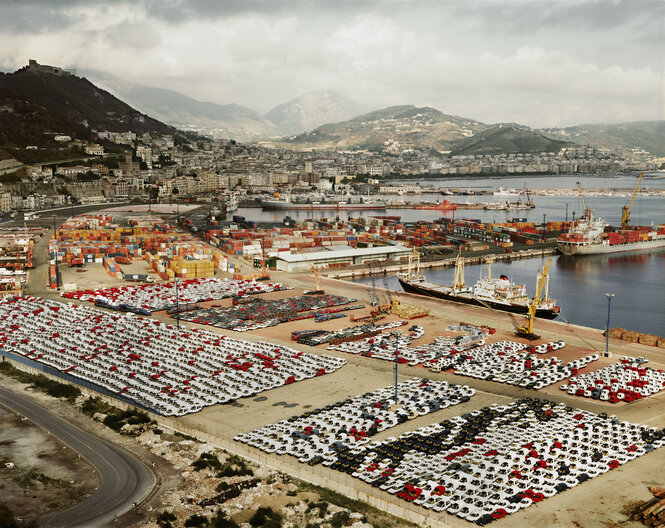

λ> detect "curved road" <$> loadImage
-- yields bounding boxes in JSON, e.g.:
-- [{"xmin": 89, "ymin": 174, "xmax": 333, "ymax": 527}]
[{"xmin": 0, "ymin": 386, "xmax": 155, "ymax": 527}]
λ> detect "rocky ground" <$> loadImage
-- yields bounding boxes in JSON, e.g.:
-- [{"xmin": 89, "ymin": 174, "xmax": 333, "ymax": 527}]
[
  {"xmin": 0, "ymin": 369, "xmax": 412, "ymax": 528},
  {"xmin": 0, "ymin": 396, "xmax": 97, "ymax": 526}
]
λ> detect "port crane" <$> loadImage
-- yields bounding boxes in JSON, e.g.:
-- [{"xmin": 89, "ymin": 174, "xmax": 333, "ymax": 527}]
[
  {"xmin": 516, "ymin": 257, "xmax": 552, "ymax": 340},
  {"xmin": 576, "ymin": 181, "xmax": 589, "ymax": 220},
  {"xmin": 620, "ymin": 172, "xmax": 644, "ymax": 229}
]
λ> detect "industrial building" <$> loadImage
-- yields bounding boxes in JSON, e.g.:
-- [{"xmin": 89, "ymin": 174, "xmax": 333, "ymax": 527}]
[{"xmin": 275, "ymin": 245, "xmax": 411, "ymax": 272}]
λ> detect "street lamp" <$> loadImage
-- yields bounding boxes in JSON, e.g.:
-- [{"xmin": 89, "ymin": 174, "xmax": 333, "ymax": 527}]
[
  {"xmin": 565, "ymin": 203, "xmax": 568, "ymax": 223},
  {"xmin": 605, "ymin": 293, "xmax": 615, "ymax": 355},
  {"xmin": 175, "ymin": 277, "xmax": 180, "ymax": 330},
  {"xmin": 393, "ymin": 332, "xmax": 399, "ymax": 405}
]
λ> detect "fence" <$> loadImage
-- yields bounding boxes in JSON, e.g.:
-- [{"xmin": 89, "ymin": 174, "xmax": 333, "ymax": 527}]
[{"xmin": 0, "ymin": 349, "xmax": 158, "ymax": 414}]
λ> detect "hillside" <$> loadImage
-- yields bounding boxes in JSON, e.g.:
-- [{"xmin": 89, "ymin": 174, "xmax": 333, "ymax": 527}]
[
  {"xmin": 449, "ymin": 126, "xmax": 572, "ymax": 156},
  {"xmin": 84, "ymin": 70, "xmax": 282, "ymax": 139},
  {"xmin": 279, "ymin": 105, "xmax": 488, "ymax": 152},
  {"xmin": 264, "ymin": 90, "xmax": 363, "ymax": 135},
  {"xmin": 538, "ymin": 121, "xmax": 665, "ymax": 157},
  {"xmin": 0, "ymin": 61, "xmax": 173, "ymax": 162}
]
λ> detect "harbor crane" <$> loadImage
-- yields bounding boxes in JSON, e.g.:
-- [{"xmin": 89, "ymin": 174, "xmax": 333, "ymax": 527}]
[
  {"xmin": 516, "ymin": 258, "xmax": 552, "ymax": 340},
  {"xmin": 576, "ymin": 181, "xmax": 589, "ymax": 219},
  {"xmin": 620, "ymin": 172, "xmax": 644, "ymax": 229}
]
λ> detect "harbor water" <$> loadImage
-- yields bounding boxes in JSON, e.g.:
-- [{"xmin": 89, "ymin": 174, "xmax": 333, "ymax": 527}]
[
  {"xmin": 350, "ymin": 252, "xmax": 665, "ymax": 337},
  {"xmin": 235, "ymin": 175, "xmax": 665, "ymax": 337}
]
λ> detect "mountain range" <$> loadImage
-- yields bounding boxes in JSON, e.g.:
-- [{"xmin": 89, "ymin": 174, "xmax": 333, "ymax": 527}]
[
  {"xmin": 84, "ymin": 70, "xmax": 363, "ymax": 139},
  {"xmin": 1, "ymin": 61, "xmax": 663, "ymax": 161}
]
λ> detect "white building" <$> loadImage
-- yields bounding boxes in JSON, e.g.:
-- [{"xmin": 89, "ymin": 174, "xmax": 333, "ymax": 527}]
[{"xmin": 276, "ymin": 245, "xmax": 411, "ymax": 272}]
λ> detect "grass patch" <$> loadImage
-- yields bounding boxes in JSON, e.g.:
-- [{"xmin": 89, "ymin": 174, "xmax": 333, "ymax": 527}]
[
  {"xmin": 0, "ymin": 362, "xmax": 80, "ymax": 401},
  {"xmin": 11, "ymin": 469, "xmax": 87, "ymax": 501}
]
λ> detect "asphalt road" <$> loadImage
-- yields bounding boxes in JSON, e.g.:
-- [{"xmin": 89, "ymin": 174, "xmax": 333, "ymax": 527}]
[{"xmin": 0, "ymin": 386, "xmax": 155, "ymax": 528}]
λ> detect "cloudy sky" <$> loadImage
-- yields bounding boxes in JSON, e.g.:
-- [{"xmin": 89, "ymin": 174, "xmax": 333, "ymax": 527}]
[{"xmin": 1, "ymin": 0, "xmax": 663, "ymax": 127}]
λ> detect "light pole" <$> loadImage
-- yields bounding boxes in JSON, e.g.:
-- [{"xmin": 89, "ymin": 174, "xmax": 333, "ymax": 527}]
[
  {"xmin": 605, "ymin": 293, "xmax": 615, "ymax": 355},
  {"xmin": 175, "ymin": 277, "xmax": 180, "ymax": 330},
  {"xmin": 565, "ymin": 203, "xmax": 568, "ymax": 223},
  {"xmin": 394, "ymin": 332, "xmax": 399, "ymax": 405},
  {"xmin": 52, "ymin": 214, "xmax": 56, "ymax": 232},
  {"xmin": 543, "ymin": 213, "xmax": 547, "ymax": 227}
]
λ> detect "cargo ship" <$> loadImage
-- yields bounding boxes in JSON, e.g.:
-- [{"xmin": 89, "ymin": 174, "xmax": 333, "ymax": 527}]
[
  {"xmin": 261, "ymin": 193, "xmax": 386, "ymax": 211},
  {"xmin": 557, "ymin": 211, "xmax": 665, "ymax": 255},
  {"xmin": 412, "ymin": 199, "xmax": 457, "ymax": 211},
  {"xmin": 396, "ymin": 252, "xmax": 560, "ymax": 319},
  {"xmin": 558, "ymin": 174, "xmax": 665, "ymax": 255}
]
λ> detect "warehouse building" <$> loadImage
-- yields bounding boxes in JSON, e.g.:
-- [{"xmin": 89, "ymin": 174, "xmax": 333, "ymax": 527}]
[{"xmin": 275, "ymin": 245, "xmax": 411, "ymax": 272}]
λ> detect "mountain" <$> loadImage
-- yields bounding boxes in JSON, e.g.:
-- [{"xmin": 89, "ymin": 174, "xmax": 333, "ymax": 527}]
[
  {"xmin": 84, "ymin": 70, "xmax": 282, "ymax": 139},
  {"xmin": 279, "ymin": 105, "xmax": 488, "ymax": 152},
  {"xmin": 0, "ymin": 60, "xmax": 173, "ymax": 157},
  {"xmin": 449, "ymin": 126, "xmax": 572, "ymax": 156},
  {"xmin": 538, "ymin": 121, "xmax": 665, "ymax": 158},
  {"xmin": 264, "ymin": 91, "xmax": 364, "ymax": 135}
]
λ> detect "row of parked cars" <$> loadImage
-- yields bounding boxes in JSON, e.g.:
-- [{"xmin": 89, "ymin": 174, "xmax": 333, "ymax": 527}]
[
  {"xmin": 561, "ymin": 356, "xmax": 665, "ymax": 403},
  {"xmin": 251, "ymin": 396, "xmax": 663, "ymax": 525},
  {"xmin": 234, "ymin": 378, "xmax": 475, "ymax": 464},
  {"xmin": 61, "ymin": 277, "xmax": 291, "ymax": 312},
  {"xmin": 0, "ymin": 296, "xmax": 345, "ymax": 416}
]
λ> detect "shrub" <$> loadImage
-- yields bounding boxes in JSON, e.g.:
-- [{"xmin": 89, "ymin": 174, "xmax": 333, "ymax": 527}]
[
  {"xmin": 331, "ymin": 511, "xmax": 351, "ymax": 528},
  {"xmin": 157, "ymin": 510, "xmax": 176, "ymax": 528},
  {"xmin": 209, "ymin": 509, "xmax": 239, "ymax": 528},
  {"xmin": 249, "ymin": 506, "xmax": 282, "ymax": 528},
  {"xmin": 184, "ymin": 514, "xmax": 207, "ymax": 527},
  {"xmin": 192, "ymin": 452, "xmax": 221, "ymax": 472}
]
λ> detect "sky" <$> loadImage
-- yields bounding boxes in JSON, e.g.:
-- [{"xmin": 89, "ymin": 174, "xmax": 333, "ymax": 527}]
[{"xmin": 1, "ymin": 0, "xmax": 663, "ymax": 127}]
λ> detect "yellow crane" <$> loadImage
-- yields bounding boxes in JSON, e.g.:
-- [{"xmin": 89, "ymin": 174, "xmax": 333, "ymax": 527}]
[
  {"xmin": 620, "ymin": 172, "xmax": 644, "ymax": 229},
  {"xmin": 516, "ymin": 258, "xmax": 552, "ymax": 340}
]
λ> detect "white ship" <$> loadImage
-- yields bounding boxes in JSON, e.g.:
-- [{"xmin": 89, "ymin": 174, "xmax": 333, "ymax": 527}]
[
  {"xmin": 557, "ymin": 210, "xmax": 665, "ymax": 256},
  {"xmin": 397, "ymin": 253, "xmax": 560, "ymax": 318}
]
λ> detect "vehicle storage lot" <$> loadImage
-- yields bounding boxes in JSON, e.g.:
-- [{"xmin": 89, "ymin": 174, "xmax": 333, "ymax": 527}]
[
  {"xmin": 150, "ymin": 272, "xmax": 665, "ymax": 528},
  {"xmin": 36, "ymin": 266, "xmax": 665, "ymax": 527}
]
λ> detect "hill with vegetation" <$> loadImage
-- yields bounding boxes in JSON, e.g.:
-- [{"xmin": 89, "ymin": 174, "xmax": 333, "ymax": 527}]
[
  {"xmin": 0, "ymin": 61, "xmax": 174, "ymax": 162},
  {"xmin": 538, "ymin": 121, "xmax": 665, "ymax": 157},
  {"xmin": 449, "ymin": 126, "xmax": 572, "ymax": 156},
  {"xmin": 278, "ymin": 105, "xmax": 488, "ymax": 152}
]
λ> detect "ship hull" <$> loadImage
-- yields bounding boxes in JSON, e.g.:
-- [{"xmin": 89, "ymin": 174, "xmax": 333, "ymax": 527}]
[
  {"xmin": 397, "ymin": 276, "xmax": 560, "ymax": 319},
  {"xmin": 261, "ymin": 200, "xmax": 386, "ymax": 210},
  {"xmin": 558, "ymin": 238, "xmax": 665, "ymax": 256}
]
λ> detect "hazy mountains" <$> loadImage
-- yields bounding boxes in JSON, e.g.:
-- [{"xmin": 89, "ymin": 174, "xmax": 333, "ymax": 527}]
[
  {"xmin": 2, "ymin": 61, "xmax": 663, "ymax": 160},
  {"xmin": 264, "ymin": 91, "xmax": 364, "ymax": 135},
  {"xmin": 84, "ymin": 70, "xmax": 283, "ymax": 139},
  {"xmin": 85, "ymin": 71, "xmax": 363, "ymax": 139},
  {"xmin": 539, "ymin": 122, "xmax": 665, "ymax": 158}
]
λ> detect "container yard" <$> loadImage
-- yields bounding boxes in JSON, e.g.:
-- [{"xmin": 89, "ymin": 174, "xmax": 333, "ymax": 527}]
[
  {"xmin": 51, "ymin": 214, "xmax": 229, "ymax": 289},
  {"xmin": 180, "ymin": 213, "xmax": 565, "ymax": 279}
]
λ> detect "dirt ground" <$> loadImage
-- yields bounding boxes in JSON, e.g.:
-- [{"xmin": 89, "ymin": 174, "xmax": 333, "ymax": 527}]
[{"xmin": 0, "ymin": 398, "xmax": 97, "ymax": 523}]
